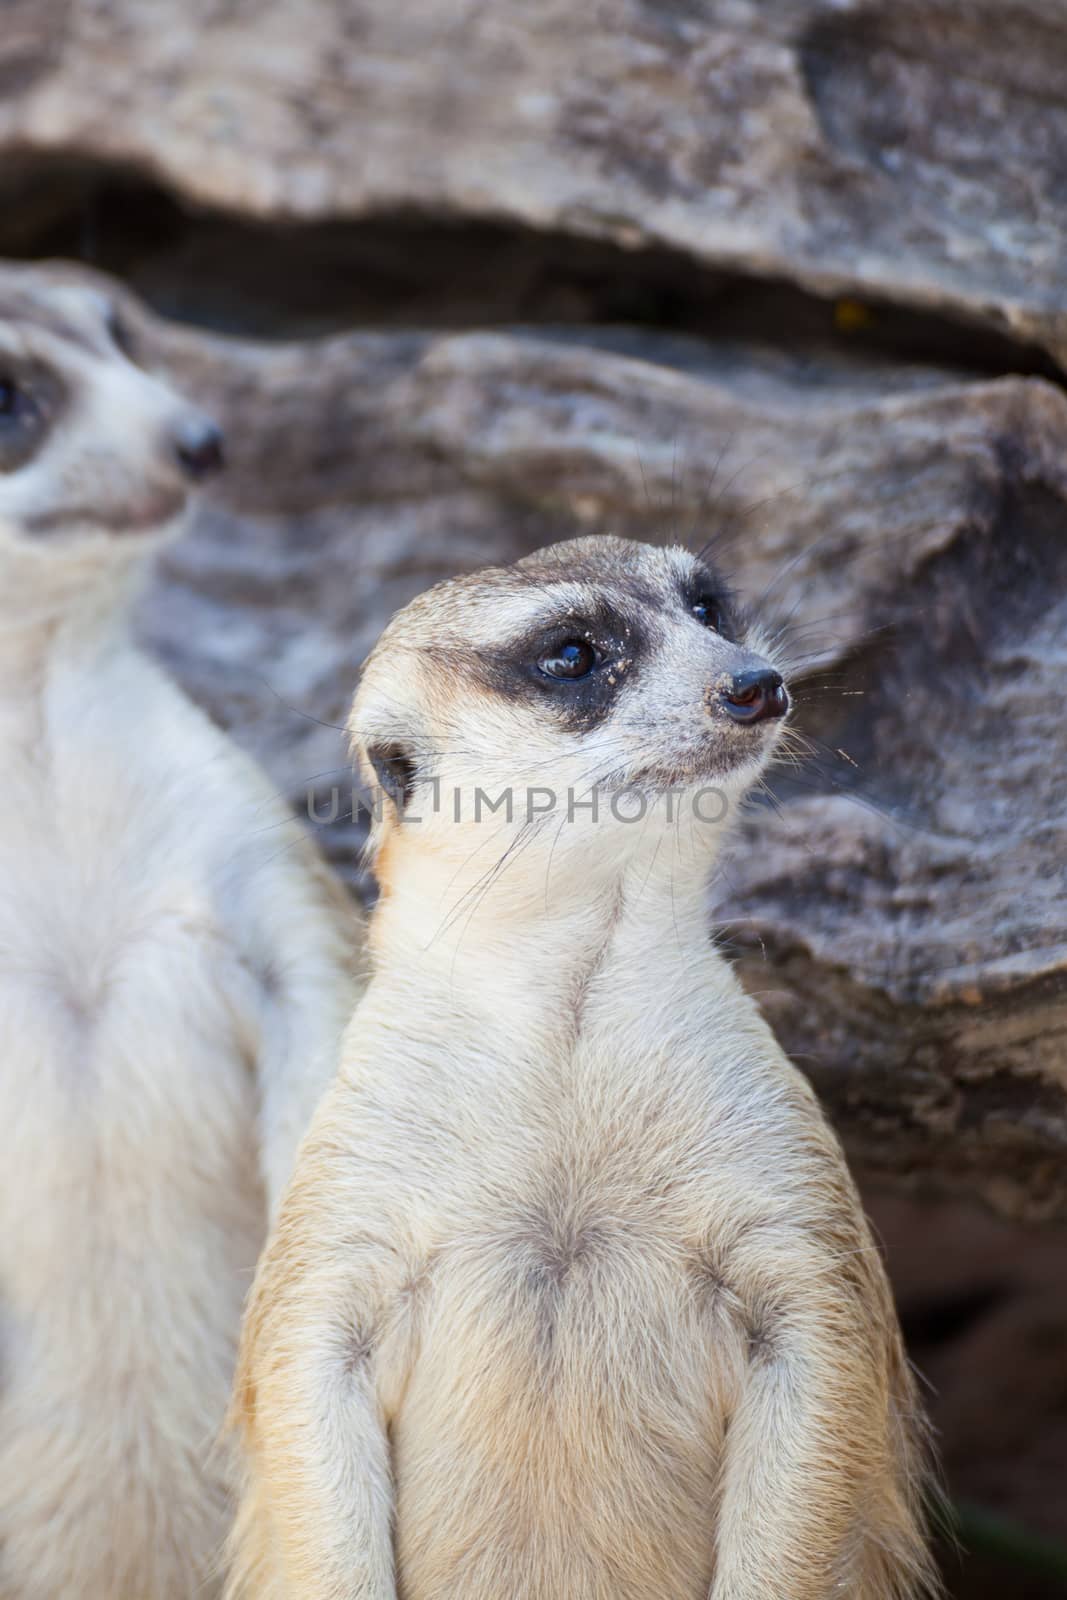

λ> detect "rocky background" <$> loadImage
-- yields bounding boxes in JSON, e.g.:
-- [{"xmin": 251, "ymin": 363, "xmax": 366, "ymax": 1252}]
[{"xmin": 2, "ymin": 1, "xmax": 1064, "ymax": 1591}]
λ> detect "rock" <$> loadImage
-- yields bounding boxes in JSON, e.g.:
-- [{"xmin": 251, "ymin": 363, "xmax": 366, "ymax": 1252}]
[
  {"xmin": 3, "ymin": 0, "xmax": 1065, "ymax": 1222},
  {"xmin": 4, "ymin": 2, "xmax": 1067, "ymax": 364},
  {"xmin": 868, "ymin": 1188, "xmax": 1067, "ymax": 1551},
  {"xmin": 97, "ymin": 285, "xmax": 1066, "ymax": 1221}
]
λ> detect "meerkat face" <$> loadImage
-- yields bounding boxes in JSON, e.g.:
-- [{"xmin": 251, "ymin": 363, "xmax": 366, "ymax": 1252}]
[
  {"xmin": 0, "ymin": 267, "xmax": 223, "ymax": 569},
  {"xmin": 352, "ymin": 535, "xmax": 790, "ymax": 867}
]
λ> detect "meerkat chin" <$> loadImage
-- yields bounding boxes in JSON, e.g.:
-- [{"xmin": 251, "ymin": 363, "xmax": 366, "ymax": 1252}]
[
  {"xmin": 0, "ymin": 265, "xmax": 362, "ymax": 1600},
  {"xmin": 229, "ymin": 535, "xmax": 937, "ymax": 1600}
]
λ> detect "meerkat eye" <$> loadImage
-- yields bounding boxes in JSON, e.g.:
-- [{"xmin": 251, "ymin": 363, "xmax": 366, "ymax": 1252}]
[
  {"xmin": 539, "ymin": 640, "xmax": 598, "ymax": 680},
  {"xmin": 0, "ymin": 376, "xmax": 43, "ymax": 425},
  {"xmin": 0, "ymin": 365, "xmax": 62, "ymax": 473},
  {"xmin": 0, "ymin": 377, "xmax": 22, "ymax": 420},
  {"xmin": 0, "ymin": 375, "xmax": 43, "ymax": 463},
  {"xmin": 690, "ymin": 595, "xmax": 724, "ymax": 632}
]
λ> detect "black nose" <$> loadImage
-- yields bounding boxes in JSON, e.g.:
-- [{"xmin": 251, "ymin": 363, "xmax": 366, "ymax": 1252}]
[
  {"xmin": 174, "ymin": 415, "xmax": 225, "ymax": 481},
  {"xmin": 720, "ymin": 667, "xmax": 789, "ymax": 724}
]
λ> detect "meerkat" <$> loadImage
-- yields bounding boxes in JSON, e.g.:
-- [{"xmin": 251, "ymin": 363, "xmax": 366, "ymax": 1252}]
[
  {"xmin": 230, "ymin": 535, "xmax": 937, "ymax": 1600},
  {"xmin": 0, "ymin": 265, "xmax": 361, "ymax": 1600}
]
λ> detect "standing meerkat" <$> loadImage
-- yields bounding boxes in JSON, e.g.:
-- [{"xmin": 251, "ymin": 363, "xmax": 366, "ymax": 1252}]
[
  {"xmin": 0, "ymin": 266, "xmax": 361, "ymax": 1599},
  {"xmin": 230, "ymin": 535, "xmax": 936, "ymax": 1600}
]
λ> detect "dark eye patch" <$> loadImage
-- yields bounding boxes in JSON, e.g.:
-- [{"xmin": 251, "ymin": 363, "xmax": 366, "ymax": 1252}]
[
  {"xmin": 450, "ymin": 598, "xmax": 648, "ymax": 734},
  {"xmin": 0, "ymin": 361, "xmax": 65, "ymax": 474}
]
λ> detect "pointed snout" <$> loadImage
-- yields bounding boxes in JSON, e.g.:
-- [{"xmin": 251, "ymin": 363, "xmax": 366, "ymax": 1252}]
[
  {"xmin": 717, "ymin": 667, "xmax": 789, "ymax": 725},
  {"xmin": 172, "ymin": 413, "xmax": 225, "ymax": 482}
]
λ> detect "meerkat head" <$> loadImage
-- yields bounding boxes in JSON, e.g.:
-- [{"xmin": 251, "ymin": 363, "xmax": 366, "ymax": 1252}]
[
  {"xmin": 351, "ymin": 535, "xmax": 790, "ymax": 883},
  {"xmin": 0, "ymin": 264, "xmax": 223, "ymax": 607}
]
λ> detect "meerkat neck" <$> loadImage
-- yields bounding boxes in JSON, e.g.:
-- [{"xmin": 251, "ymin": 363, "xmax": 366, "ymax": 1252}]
[
  {"xmin": 371, "ymin": 818, "xmax": 719, "ymax": 1014},
  {"xmin": 0, "ymin": 548, "xmax": 144, "ymax": 711}
]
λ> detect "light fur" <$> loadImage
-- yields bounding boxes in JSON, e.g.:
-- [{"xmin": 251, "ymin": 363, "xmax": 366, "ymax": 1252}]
[
  {"xmin": 230, "ymin": 536, "xmax": 937, "ymax": 1600},
  {"xmin": 0, "ymin": 266, "xmax": 362, "ymax": 1600}
]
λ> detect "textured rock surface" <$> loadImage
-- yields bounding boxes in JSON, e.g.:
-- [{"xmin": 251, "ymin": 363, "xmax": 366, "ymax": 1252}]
[
  {"xmin": 3, "ymin": 0, "xmax": 1065, "ymax": 1225},
  {"xmin": 98, "ymin": 290, "xmax": 1066, "ymax": 1221},
  {"xmin": 5, "ymin": 1, "xmax": 1067, "ymax": 362},
  {"xmin": 867, "ymin": 1187, "xmax": 1067, "ymax": 1574}
]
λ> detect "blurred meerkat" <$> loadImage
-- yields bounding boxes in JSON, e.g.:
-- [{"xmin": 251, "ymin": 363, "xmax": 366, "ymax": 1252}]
[
  {"xmin": 230, "ymin": 535, "xmax": 936, "ymax": 1600},
  {"xmin": 0, "ymin": 265, "xmax": 361, "ymax": 1600}
]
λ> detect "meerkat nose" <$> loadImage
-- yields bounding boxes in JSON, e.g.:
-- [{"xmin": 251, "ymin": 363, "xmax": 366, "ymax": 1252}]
[
  {"xmin": 719, "ymin": 667, "xmax": 789, "ymax": 725},
  {"xmin": 174, "ymin": 415, "xmax": 226, "ymax": 481}
]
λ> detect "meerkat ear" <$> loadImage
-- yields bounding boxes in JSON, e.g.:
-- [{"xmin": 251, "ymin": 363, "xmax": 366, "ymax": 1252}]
[{"xmin": 367, "ymin": 741, "xmax": 418, "ymax": 813}]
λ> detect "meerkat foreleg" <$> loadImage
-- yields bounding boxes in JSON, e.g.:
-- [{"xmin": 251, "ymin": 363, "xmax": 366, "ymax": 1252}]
[
  {"xmin": 222, "ymin": 851, "xmax": 361, "ymax": 1211},
  {"xmin": 229, "ymin": 1135, "xmax": 406, "ymax": 1600},
  {"xmin": 234, "ymin": 1282, "xmax": 397, "ymax": 1598},
  {"xmin": 251, "ymin": 960, "xmax": 358, "ymax": 1210},
  {"xmin": 709, "ymin": 1262, "xmax": 896, "ymax": 1600}
]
